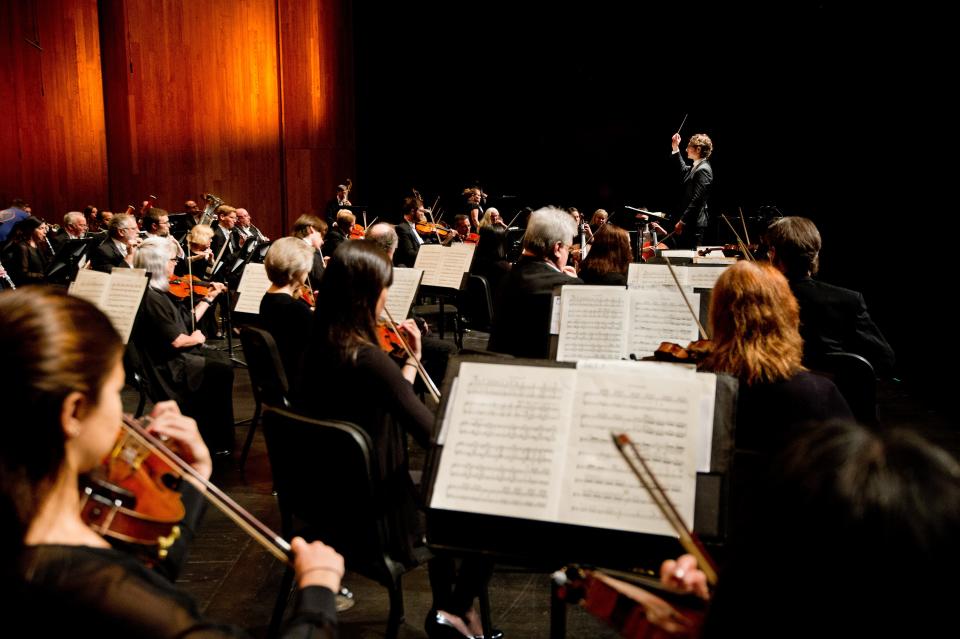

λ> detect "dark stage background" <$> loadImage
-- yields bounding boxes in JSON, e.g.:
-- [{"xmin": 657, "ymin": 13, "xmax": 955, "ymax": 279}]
[{"xmin": 352, "ymin": 5, "xmax": 954, "ymax": 419}]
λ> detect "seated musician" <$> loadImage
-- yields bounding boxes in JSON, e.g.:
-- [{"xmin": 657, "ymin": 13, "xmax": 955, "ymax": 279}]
[
  {"xmin": 49, "ymin": 211, "xmax": 88, "ymax": 253},
  {"xmin": 89, "ymin": 213, "xmax": 141, "ymax": 273},
  {"xmin": 131, "ymin": 238, "xmax": 235, "ymax": 456},
  {"xmin": 291, "ymin": 213, "xmax": 328, "ymax": 287},
  {"xmin": 700, "ymin": 260, "xmax": 852, "ymax": 455},
  {"xmin": 478, "ymin": 208, "xmax": 507, "ymax": 230},
  {"xmin": 588, "ymin": 209, "xmax": 608, "ymax": 236},
  {"xmin": 0, "ymin": 216, "xmax": 52, "ymax": 286},
  {"xmin": 323, "ymin": 209, "xmax": 354, "ymax": 258},
  {"xmin": 470, "ymin": 224, "xmax": 512, "ymax": 298},
  {"xmin": 297, "ymin": 240, "xmax": 492, "ymax": 639},
  {"xmin": 260, "ymin": 237, "xmax": 315, "ymax": 388},
  {"xmin": 176, "ymin": 223, "xmax": 214, "ymax": 275},
  {"xmin": 660, "ymin": 419, "xmax": 960, "ymax": 637},
  {"xmin": 488, "ymin": 206, "xmax": 583, "ymax": 359},
  {"xmin": 1, "ymin": 287, "xmax": 343, "ymax": 638},
  {"xmin": 394, "ymin": 194, "xmax": 427, "ymax": 267},
  {"xmin": 577, "ymin": 223, "xmax": 632, "ymax": 286},
  {"xmin": 764, "ymin": 216, "xmax": 895, "ymax": 376}
]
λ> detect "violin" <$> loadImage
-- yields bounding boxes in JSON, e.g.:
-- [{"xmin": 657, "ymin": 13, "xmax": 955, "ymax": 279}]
[
  {"xmin": 377, "ymin": 319, "xmax": 407, "ymax": 363},
  {"xmin": 348, "ymin": 223, "xmax": 366, "ymax": 240},
  {"xmin": 415, "ymin": 221, "xmax": 451, "ymax": 239},
  {"xmin": 555, "ymin": 566, "xmax": 707, "ymax": 638},
  {"xmin": 82, "ymin": 415, "xmax": 292, "ymax": 564},
  {"xmin": 168, "ymin": 274, "xmax": 212, "ymax": 300},
  {"xmin": 80, "ymin": 416, "xmax": 187, "ymax": 560},
  {"xmin": 697, "ymin": 244, "xmax": 758, "ymax": 259},
  {"xmin": 462, "ymin": 232, "xmax": 479, "ymax": 244},
  {"xmin": 295, "ymin": 283, "xmax": 317, "ymax": 307},
  {"xmin": 653, "ymin": 340, "xmax": 712, "ymax": 364}
]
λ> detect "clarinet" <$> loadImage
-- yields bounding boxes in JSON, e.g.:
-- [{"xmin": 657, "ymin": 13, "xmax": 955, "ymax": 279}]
[{"xmin": 0, "ymin": 257, "xmax": 15, "ymax": 289}]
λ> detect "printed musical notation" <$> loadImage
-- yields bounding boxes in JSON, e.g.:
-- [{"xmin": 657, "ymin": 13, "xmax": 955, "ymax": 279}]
[
  {"xmin": 431, "ymin": 362, "xmax": 702, "ymax": 537},
  {"xmin": 383, "ymin": 267, "xmax": 423, "ymax": 321},
  {"xmin": 627, "ymin": 290, "xmax": 701, "ymax": 358},
  {"xmin": 415, "ymin": 244, "xmax": 476, "ymax": 289},
  {"xmin": 234, "ymin": 263, "xmax": 272, "ymax": 314},
  {"xmin": 68, "ymin": 268, "xmax": 148, "ymax": 343}
]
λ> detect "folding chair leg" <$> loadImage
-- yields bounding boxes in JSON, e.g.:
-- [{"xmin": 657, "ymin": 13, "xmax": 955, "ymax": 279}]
[
  {"xmin": 268, "ymin": 565, "xmax": 296, "ymax": 639},
  {"xmin": 239, "ymin": 402, "xmax": 261, "ymax": 475},
  {"xmin": 479, "ymin": 580, "xmax": 493, "ymax": 639}
]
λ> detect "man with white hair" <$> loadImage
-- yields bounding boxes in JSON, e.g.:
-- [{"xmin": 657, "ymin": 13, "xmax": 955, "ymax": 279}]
[
  {"xmin": 235, "ymin": 207, "xmax": 268, "ymax": 243},
  {"xmin": 50, "ymin": 211, "xmax": 88, "ymax": 252},
  {"xmin": 488, "ymin": 206, "xmax": 582, "ymax": 358}
]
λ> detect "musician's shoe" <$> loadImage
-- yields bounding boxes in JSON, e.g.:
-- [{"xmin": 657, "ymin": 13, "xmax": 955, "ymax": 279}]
[
  {"xmin": 472, "ymin": 632, "xmax": 504, "ymax": 639},
  {"xmin": 424, "ymin": 610, "xmax": 472, "ymax": 638}
]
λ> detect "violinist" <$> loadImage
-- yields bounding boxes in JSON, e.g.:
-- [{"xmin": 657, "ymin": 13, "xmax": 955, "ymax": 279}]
[
  {"xmin": 1, "ymin": 287, "xmax": 343, "ymax": 638},
  {"xmin": 297, "ymin": 241, "xmax": 492, "ymax": 639},
  {"xmin": 292, "ymin": 213, "xmax": 328, "ymax": 285},
  {"xmin": 260, "ymin": 237, "xmax": 316, "ymax": 387},
  {"xmin": 442, "ymin": 214, "xmax": 473, "ymax": 244},
  {"xmin": 478, "ymin": 207, "xmax": 508, "ymax": 231},
  {"xmin": 588, "ymin": 209, "xmax": 608, "ymax": 236},
  {"xmin": 577, "ymin": 223, "xmax": 632, "ymax": 286},
  {"xmin": 131, "ymin": 238, "xmax": 235, "ymax": 456},
  {"xmin": 322, "ymin": 209, "xmax": 354, "ymax": 258},
  {"xmin": 659, "ymin": 419, "xmax": 960, "ymax": 637},
  {"xmin": 764, "ymin": 216, "xmax": 895, "ymax": 376},
  {"xmin": 394, "ymin": 194, "xmax": 427, "ymax": 267}
]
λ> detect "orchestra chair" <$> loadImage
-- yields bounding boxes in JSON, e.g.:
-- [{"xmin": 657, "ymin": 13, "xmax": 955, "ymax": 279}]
[
  {"xmin": 122, "ymin": 343, "xmax": 154, "ymax": 418},
  {"xmin": 815, "ymin": 352, "xmax": 879, "ymax": 426},
  {"xmin": 262, "ymin": 405, "xmax": 420, "ymax": 639},
  {"xmin": 415, "ymin": 288, "xmax": 464, "ymax": 348},
  {"xmin": 238, "ymin": 327, "xmax": 292, "ymax": 475},
  {"xmin": 459, "ymin": 274, "xmax": 495, "ymax": 332}
]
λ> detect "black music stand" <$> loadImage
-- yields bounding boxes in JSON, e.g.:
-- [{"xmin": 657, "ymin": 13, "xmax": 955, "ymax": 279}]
[
  {"xmin": 167, "ymin": 213, "xmax": 192, "ymax": 241},
  {"xmin": 45, "ymin": 237, "xmax": 100, "ymax": 286}
]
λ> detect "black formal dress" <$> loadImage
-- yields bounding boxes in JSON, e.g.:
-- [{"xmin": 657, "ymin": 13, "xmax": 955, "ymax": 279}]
[
  {"xmin": 322, "ymin": 227, "xmax": 348, "ymax": 260},
  {"xmin": 132, "ymin": 287, "xmax": 235, "ymax": 453},
  {"xmin": 488, "ymin": 256, "xmax": 583, "ymax": 359},
  {"xmin": 14, "ymin": 483, "xmax": 337, "ymax": 638},
  {"xmin": 673, "ymin": 152, "xmax": 713, "ymax": 249},
  {"xmin": 298, "ymin": 343, "xmax": 433, "ymax": 565},
  {"xmin": 259, "ymin": 292, "xmax": 313, "ymax": 389},
  {"xmin": 470, "ymin": 257, "xmax": 511, "ymax": 301},
  {"xmin": 394, "ymin": 221, "xmax": 422, "ymax": 268},
  {"xmin": 1, "ymin": 241, "xmax": 51, "ymax": 285},
  {"xmin": 789, "ymin": 276, "xmax": 895, "ymax": 376}
]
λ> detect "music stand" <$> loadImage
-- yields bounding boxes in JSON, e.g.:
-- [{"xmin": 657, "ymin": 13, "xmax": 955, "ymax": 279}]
[
  {"xmin": 45, "ymin": 237, "xmax": 100, "ymax": 285},
  {"xmin": 167, "ymin": 213, "xmax": 192, "ymax": 241},
  {"xmin": 625, "ymin": 207, "xmax": 668, "ymax": 261}
]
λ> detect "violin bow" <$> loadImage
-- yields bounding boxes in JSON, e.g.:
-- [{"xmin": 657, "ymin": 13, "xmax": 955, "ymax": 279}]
[
  {"xmin": 383, "ymin": 307, "xmax": 441, "ymax": 402},
  {"xmin": 506, "ymin": 210, "xmax": 522, "ymax": 229},
  {"xmin": 186, "ymin": 244, "xmax": 197, "ymax": 332},
  {"xmin": 663, "ymin": 255, "xmax": 710, "ymax": 340},
  {"xmin": 720, "ymin": 214, "xmax": 755, "ymax": 262},
  {"xmin": 738, "ymin": 207, "xmax": 751, "ymax": 246},
  {"xmin": 612, "ymin": 433, "xmax": 718, "ymax": 586},
  {"xmin": 121, "ymin": 415, "xmax": 291, "ymax": 563}
]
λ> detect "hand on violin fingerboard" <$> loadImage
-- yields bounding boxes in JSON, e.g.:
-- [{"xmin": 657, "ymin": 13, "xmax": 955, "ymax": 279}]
[{"xmin": 660, "ymin": 554, "xmax": 710, "ymax": 601}]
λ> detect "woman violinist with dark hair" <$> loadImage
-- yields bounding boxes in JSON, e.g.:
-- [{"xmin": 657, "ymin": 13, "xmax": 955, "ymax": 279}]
[
  {"xmin": 577, "ymin": 223, "xmax": 632, "ymax": 286},
  {"xmin": 298, "ymin": 240, "xmax": 495, "ymax": 639},
  {"xmin": 1, "ymin": 287, "xmax": 342, "ymax": 638}
]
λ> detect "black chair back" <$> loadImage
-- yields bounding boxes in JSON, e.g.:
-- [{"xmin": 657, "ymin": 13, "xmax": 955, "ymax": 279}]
[
  {"xmin": 239, "ymin": 326, "xmax": 290, "ymax": 409},
  {"xmin": 819, "ymin": 352, "xmax": 878, "ymax": 426},
  {"xmin": 262, "ymin": 406, "xmax": 412, "ymax": 638},
  {"xmin": 461, "ymin": 274, "xmax": 495, "ymax": 331}
]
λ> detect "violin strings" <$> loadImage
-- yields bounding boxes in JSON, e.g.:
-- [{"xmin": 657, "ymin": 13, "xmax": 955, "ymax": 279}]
[{"xmin": 121, "ymin": 417, "xmax": 291, "ymax": 563}]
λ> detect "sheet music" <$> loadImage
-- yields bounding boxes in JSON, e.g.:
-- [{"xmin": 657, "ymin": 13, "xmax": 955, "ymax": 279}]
[
  {"xmin": 233, "ymin": 263, "xmax": 272, "ymax": 314},
  {"xmin": 686, "ymin": 266, "xmax": 729, "ymax": 290},
  {"xmin": 556, "ymin": 286, "xmax": 629, "ymax": 362},
  {"xmin": 383, "ymin": 268, "xmax": 423, "ymax": 320},
  {"xmin": 68, "ymin": 269, "xmax": 111, "ymax": 306},
  {"xmin": 560, "ymin": 368, "xmax": 700, "ymax": 536},
  {"xmin": 626, "ymin": 290, "xmax": 701, "ymax": 359},
  {"xmin": 627, "ymin": 263, "xmax": 690, "ymax": 290},
  {"xmin": 415, "ymin": 244, "xmax": 475, "ymax": 289},
  {"xmin": 430, "ymin": 363, "xmax": 577, "ymax": 521},
  {"xmin": 661, "ymin": 250, "xmax": 697, "ymax": 259},
  {"xmin": 100, "ymin": 271, "xmax": 148, "ymax": 344},
  {"xmin": 692, "ymin": 256, "xmax": 737, "ymax": 265}
]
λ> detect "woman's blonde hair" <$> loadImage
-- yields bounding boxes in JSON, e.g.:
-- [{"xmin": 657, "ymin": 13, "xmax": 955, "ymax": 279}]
[{"xmin": 703, "ymin": 261, "xmax": 804, "ymax": 385}]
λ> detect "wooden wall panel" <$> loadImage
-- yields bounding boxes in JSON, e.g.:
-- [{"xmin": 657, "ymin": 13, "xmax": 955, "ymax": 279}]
[
  {"xmin": 99, "ymin": 0, "xmax": 285, "ymax": 238},
  {"xmin": 0, "ymin": 0, "xmax": 107, "ymax": 221},
  {"xmin": 278, "ymin": 0, "xmax": 355, "ymax": 229}
]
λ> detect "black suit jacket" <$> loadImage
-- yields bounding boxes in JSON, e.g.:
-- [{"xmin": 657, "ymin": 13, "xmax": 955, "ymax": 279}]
[
  {"xmin": 322, "ymin": 227, "xmax": 347, "ymax": 259},
  {"xmin": 394, "ymin": 221, "xmax": 421, "ymax": 268},
  {"xmin": 674, "ymin": 152, "xmax": 713, "ymax": 229},
  {"xmin": 488, "ymin": 256, "xmax": 583, "ymax": 359},
  {"xmin": 790, "ymin": 277, "xmax": 895, "ymax": 376},
  {"xmin": 89, "ymin": 239, "xmax": 130, "ymax": 273},
  {"xmin": 210, "ymin": 225, "xmax": 240, "ymax": 263}
]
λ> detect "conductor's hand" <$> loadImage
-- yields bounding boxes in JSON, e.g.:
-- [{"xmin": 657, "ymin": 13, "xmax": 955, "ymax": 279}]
[
  {"xmin": 292, "ymin": 537, "xmax": 345, "ymax": 592},
  {"xmin": 660, "ymin": 554, "xmax": 710, "ymax": 601},
  {"xmin": 671, "ymin": 133, "xmax": 681, "ymax": 152}
]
